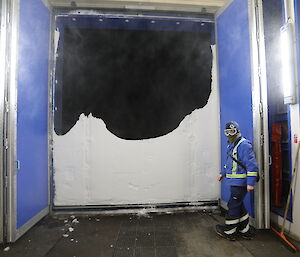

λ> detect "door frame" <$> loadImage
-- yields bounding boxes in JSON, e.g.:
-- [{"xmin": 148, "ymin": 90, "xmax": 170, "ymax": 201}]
[
  {"xmin": 0, "ymin": 0, "xmax": 9, "ymax": 244},
  {"xmin": 5, "ymin": 0, "xmax": 20, "ymax": 242},
  {"xmin": 1, "ymin": 0, "xmax": 20, "ymax": 243},
  {"xmin": 248, "ymin": 0, "xmax": 270, "ymax": 229}
]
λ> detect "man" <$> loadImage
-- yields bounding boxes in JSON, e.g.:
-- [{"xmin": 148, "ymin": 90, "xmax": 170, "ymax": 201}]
[{"xmin": 215, "ymin": 121, "xmax": 258, "ymax": 241}]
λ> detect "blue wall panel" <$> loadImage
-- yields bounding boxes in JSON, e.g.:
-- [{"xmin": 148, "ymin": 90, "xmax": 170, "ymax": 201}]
[
  {"xmin": 216, "ymin": 0, "xmax": 255, "ymax": 217},
  {"xmin": 16, "ymin": 0, "xmax": 50, "ymax": 228}
]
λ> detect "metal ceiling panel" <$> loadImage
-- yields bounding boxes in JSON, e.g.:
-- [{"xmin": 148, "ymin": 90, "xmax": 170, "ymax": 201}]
[{"xmin": 43, "ymin": 0, "xmax": 228, "ymax": 13}]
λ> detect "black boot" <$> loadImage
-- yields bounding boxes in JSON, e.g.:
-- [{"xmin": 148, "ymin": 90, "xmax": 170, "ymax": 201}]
[
  {"xmin": 238, "ymin": 212, "xmax": 254, "ymax": 239},
  {"xmin": 215, "ymin": 216, "xmax": 239, "ymax": 241}
]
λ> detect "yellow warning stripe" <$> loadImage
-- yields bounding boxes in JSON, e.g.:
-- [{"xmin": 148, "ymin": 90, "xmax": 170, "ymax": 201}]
[
  {"xmin": 247, "ymin": 172, "xmax": 257, "ymax": 177},
  {"xmin": 226, "ymin": 173, "xmax": 247, "ymax": 178}
]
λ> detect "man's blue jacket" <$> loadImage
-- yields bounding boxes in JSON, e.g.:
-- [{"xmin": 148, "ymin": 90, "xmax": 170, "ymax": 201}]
[{"xmin": 220, "ymin": 136, "xmax": 258, "ymax": 187}]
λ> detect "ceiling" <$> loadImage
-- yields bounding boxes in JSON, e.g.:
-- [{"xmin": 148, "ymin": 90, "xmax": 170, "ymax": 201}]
[{"xmin": 44, "ymin": 0, "xmax": 230, "ymax": 14}]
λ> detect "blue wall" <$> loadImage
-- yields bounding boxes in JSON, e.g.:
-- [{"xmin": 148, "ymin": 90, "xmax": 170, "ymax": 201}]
[
  {"xmin": 16, "ymin": 0, "xmax": 50, "ymax": 228},
  {"xmin": 216, "ymin": 0, "xmax": 254, "ymax": 217}
]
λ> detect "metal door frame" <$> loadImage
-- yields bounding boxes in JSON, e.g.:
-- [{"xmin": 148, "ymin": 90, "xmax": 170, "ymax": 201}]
[
  {"xmin": 248, "ymin": 0, "xmax": 270, "ymax": 229},
  {"xmin": 5, "ymin": 0, "xmax": 20, "ymax": 243},
  {"xmin": 0, "ymin": 0, "xmax": 20, "ymax": 243},
  {"xmin": 0, "ymin": 0, "xmax": 9, "ymax": 244}
]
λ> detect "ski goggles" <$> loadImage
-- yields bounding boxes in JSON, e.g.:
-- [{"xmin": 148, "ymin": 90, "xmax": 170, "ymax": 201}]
[{"xmin": 224, "ymin": 128, "xmax": 238, "ymax": 136}]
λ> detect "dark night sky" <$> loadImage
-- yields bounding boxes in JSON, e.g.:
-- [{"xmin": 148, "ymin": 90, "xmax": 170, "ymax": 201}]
[{"xmin": 55, "ymin": 28, "xmax": 212, "ymax": 140}]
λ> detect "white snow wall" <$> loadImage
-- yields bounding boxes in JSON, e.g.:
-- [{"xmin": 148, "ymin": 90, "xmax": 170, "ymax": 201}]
[{"xmin": 53, "ymin": 46, "xmax": 220, "ymax": 206}]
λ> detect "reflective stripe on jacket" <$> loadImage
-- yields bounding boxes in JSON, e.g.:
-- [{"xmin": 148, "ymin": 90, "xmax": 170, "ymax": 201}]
[{"xmin": 220, "ymin": 136, "xmax": 258, "ymax": 187}]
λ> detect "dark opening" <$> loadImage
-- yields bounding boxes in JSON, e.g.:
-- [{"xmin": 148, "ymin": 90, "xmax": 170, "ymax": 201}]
[{"xmin": 54, "ymin": 22, "xmax": 213, "ymax": 140}]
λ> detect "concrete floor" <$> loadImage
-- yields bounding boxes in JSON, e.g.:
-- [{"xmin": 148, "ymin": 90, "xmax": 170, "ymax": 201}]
[{"xmin": 0, "ymin": 212, "xmax": 298, "ymax": 257}]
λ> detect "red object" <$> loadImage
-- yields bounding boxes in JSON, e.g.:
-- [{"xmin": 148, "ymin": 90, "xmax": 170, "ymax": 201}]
[
  {"xmin": 294, "ymin": 134, "xmax": 298, "ymax": 143},
  {"xmin": 271, "ymin": 124, "xmax": 282, "ymax": 207},
  {"xmin": 271, "ymin": 124, "xmax": 281, "ymax": 143}
]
